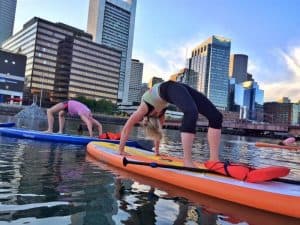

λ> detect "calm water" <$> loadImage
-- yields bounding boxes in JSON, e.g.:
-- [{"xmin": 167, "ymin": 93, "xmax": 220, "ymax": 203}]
[{"xmin": 0, "ymin": 115, "xmax": 299, "ymax": 225}]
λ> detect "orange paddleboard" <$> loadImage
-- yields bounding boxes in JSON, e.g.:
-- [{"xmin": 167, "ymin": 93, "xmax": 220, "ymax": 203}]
[
  {"xmin": 255, "ymin": 142, "xmax": 300, "ymax": 150},
  {"xmin": 87, "ymin": 141, "xmax": 300, "ymax": 218},
  {"xmin": 86, "ymin": 154, "xmax": 300, "ymax": 225}
]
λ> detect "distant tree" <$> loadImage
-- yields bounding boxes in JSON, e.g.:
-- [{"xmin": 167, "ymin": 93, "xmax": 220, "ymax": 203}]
[{"xmin": 74, "ymin": 96, "xmax": 117, "ymax": 114}]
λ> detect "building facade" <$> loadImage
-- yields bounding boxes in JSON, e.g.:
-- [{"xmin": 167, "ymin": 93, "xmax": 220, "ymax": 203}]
[
  {"xmin": 87, "ymin": 0, "xmax": 136, "ymax": 103},
  {"xmin": 169, "ymin": 68, "xmax": 189, "ymax": 83},
  {"xmin": 0, "ymin": 49, "xmax": 26, "ymax": 104},
  {"xmin": 277, "ymin": 97, "xmax": 291, "ymax": 103},
  {"xmin": 264, "ymin": 102, "xmax": 300, "ymax": 125},
  {"xmin": 229, "ymin": 54, "xmax": 248, "ymax": 84},
  {"xmin": 229, "ymin": 78, "xmax": 264, "ymax": 121},
  {"xmin": 264, "ymin": 102, "xmax": 293, "ymax": 124},
  {"xmin": 128, "ymin": 59, "xmax": 143, "ymax": 104},
  {"xmin": 188, "ymin": 35, "xmax": 231, "ymax": 110},
  {"xmin": 148, "ymin": 77, "xmax": 164, "ymax": 88},
  {"xmin": 0, "ymin": 0, "xmax": 17, "ymax": 44},
  {"xmin": 1, "ymin": 17, "xmax": 121, "ymax": 106}
]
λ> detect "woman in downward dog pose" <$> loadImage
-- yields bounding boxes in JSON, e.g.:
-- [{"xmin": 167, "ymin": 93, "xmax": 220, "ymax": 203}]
[
  {"xmin": 46, "ymin": 100, "xmax": 102, "ymax": 137},
  {"xmin": 118, "ymin": 80, "xmax": 223, "ymax": 167}
]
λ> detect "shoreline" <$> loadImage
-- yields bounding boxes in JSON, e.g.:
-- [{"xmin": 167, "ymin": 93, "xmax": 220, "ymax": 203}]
[{"xmin": 0, "ymin": 103, "xmax": 287, "ymax": 139}]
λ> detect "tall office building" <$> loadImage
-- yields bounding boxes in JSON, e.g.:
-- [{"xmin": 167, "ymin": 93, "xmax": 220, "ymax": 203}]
[
  {"xmin": 189, "ymin": 35, "xmax": 231, "ymax": 110},
  {"xmin": 128, "ymin": 59, "xmax": 143, "ymax": 104},
  {"xmin": 2, "ymin": 17, "xmax": 122, "ymax": 106},
  {"xmin": 87, "ymin": 0, "xmax": 137, "ymax": 104},
  {"xmin": 229, "ymin": 54, "xmax": 248, "ymax": 83},
  {"xmin": 0, "ymin": 0, "xmax": 17, "ymax": 44}
]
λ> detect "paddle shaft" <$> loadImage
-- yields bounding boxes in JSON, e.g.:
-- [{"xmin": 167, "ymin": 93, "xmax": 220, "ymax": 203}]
[
  {"xmin": 122, "ymin": 157, "xmax": 300, "ymax": 185},
  {"xmin": 123, "ymin": 157, "xmax": 221, "ymax": 175}
]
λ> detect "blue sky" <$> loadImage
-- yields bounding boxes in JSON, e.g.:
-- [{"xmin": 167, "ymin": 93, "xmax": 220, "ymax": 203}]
[{"xmin": 14, "ymin": 0, "xmax": 300, "ymax": 102}]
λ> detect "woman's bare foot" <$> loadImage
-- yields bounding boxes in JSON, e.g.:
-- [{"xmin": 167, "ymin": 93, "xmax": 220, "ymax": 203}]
[
  {"xmin": 119, "ymin": 151, "xmax": 131, "ymax": 156},
  {"xmin": 184, "ymin": 160, "xmax": 196, "ymax": 168}
]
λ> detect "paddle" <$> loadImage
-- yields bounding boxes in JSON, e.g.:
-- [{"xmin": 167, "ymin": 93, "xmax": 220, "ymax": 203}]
[{"xmin": 122, "ymin": 157, "xmax": 300, "ymax": 185}]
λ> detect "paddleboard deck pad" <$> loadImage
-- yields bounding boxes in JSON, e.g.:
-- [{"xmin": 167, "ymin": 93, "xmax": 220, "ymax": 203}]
[
  {"xmin": 0, "ymin": 127, "xmax": 143, "ymax": 147},
  {"xmin": 87, "ymin": 141, "xmax": 300, "ymax": 218},
  {"xmin": 255, "ymin": 142, "xmax": 300, "ymax": 150}
]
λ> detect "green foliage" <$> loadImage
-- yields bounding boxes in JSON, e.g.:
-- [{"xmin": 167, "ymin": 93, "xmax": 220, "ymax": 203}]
[{"xmin": 74, "ymin": 96, "xmax": 117, "ymax": 114}]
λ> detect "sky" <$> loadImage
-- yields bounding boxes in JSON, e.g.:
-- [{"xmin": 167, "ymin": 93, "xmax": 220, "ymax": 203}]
[{"xmin": 13, "ymin": 0, "xmax": 300, "ymax": 102}]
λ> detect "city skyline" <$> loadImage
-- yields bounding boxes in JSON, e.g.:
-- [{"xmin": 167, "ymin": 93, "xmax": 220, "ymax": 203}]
[{"xmin": 13, "ymin": 0, "xmax": 300, "ymax": 102}]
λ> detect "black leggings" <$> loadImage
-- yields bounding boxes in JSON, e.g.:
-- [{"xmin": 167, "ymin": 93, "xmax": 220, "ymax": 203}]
[{"xmin": 160, "ymin": 81, "xmax": 223, "ymax": 133}]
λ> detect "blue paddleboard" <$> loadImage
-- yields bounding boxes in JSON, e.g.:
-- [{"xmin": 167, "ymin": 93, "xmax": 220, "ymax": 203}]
[
  {"xmin": 0, "ymin": 127, "xmax": 144, "ymax": 147},
  {"xmin": 0, "ymin": 122, "xmax": 15, "ymax": 127}
]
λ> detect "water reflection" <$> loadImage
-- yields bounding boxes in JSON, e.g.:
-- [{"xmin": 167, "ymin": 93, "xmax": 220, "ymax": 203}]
[{"xmin": 0, "ymin": 116, "xmax": 299, "ymax": 224}]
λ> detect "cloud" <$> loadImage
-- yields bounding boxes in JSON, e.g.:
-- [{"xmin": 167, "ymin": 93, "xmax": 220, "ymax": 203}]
[
  {"xmin": 134, "ymin": 37, "xmax": 300, "ymax": 103},
  {"xmin": 260, "ymin": 47, "xmax": 300, "ymax": 102},
  {"xmin": 281, "ymin": 47, "xmax": 300, "ymax": 79},
  {"xmin": 133, "ymin": 34, "xmax": 206, "ymax": 83}
]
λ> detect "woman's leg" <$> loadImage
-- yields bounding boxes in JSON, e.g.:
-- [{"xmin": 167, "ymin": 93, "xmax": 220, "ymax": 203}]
[
  {"xmin": 181, "ymin": 133, "xmax": 195, "ymax": 167},
  {"xmin": 46, "ymin": 102, "xmax": 65, "ymax": 132},
  {"xmin": 161, "ymin": 82, "xmax": 199, "ymax": 167},
  {"xmin": 207, "ymin": 128, "xmax": 221, "ymax": 161},
  {"xmin": 182, "ymin": 84, "xmax": 223, "ymax": 161}
]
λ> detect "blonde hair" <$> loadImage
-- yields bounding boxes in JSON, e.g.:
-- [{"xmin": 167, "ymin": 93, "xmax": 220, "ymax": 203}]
[{"xmin": 143, "ymin": 117, "xmax": 163, "ymax": 141}]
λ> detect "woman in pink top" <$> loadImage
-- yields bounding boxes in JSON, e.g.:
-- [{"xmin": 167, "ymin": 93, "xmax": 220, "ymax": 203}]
[
  {"xmin": 278, "ymin": 127, "xmax": 300, "ymax": 146},
  {"xmin": 46, "ymin": 100, "xmax": 102, "ymax": 137}
]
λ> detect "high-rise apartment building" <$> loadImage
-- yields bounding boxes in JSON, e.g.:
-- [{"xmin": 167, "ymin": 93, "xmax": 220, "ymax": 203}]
[
  {"xmin": 0, "ymin": 0, "xmax": 17, "ymax": 44},
  {"xmin": 229, "ymin": 54, "xmax": 248, "ymax": 84},
  {"xmin": 189, "ymin": 35, "xmax": 231, "ymax": 110},
  {"xmin": 2, "ymin": 17, "xmax": 121, "ymax": 106},
  {"xmin": 87, "ymin": 0, "xmax": 136, "ymax": 103},
  {"xmin": 128, "ymin": 59, "xmax": 143, "ymax": 104}
]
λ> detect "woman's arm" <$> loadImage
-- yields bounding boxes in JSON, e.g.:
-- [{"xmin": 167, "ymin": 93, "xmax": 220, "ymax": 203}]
[
  {"xmin": 80, "ymin": 114, "xmax": 93, "ymax": 137},
  {"xmin": 119, "ymin": 103, "xmax": 148, "ymax": 155},
  {"xmin": 91, "ymin": 117, "xmax": 102, "ymax": 136},
  {"xmin": 154, "ymin": 114, "xmax": 165, "ymax": 155}
]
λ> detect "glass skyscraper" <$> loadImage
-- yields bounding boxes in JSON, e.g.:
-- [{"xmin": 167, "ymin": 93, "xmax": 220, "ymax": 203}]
[
  {"xmin": 0, "ymin": 0, "xmax": 17, "ymax": 44},
  {"xmin": 87, "ymin": 0, "xmax": 136, "ymax": 104},
  {"xmin": 188, "ymin": 35, "xmax": 231, "ymax": 110},
  {"xmin": 229, "ymin": 78, "xmax": 264, "ymax": 121}
]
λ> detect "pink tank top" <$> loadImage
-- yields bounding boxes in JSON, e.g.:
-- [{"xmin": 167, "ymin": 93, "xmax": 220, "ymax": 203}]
[
  {"xmin": 282, "ymin": 137, "xmax": 296, "ymax": 145},
  {"xmin": 67, "ymin": 100, "xmax": 91, "ymax": 117}
]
